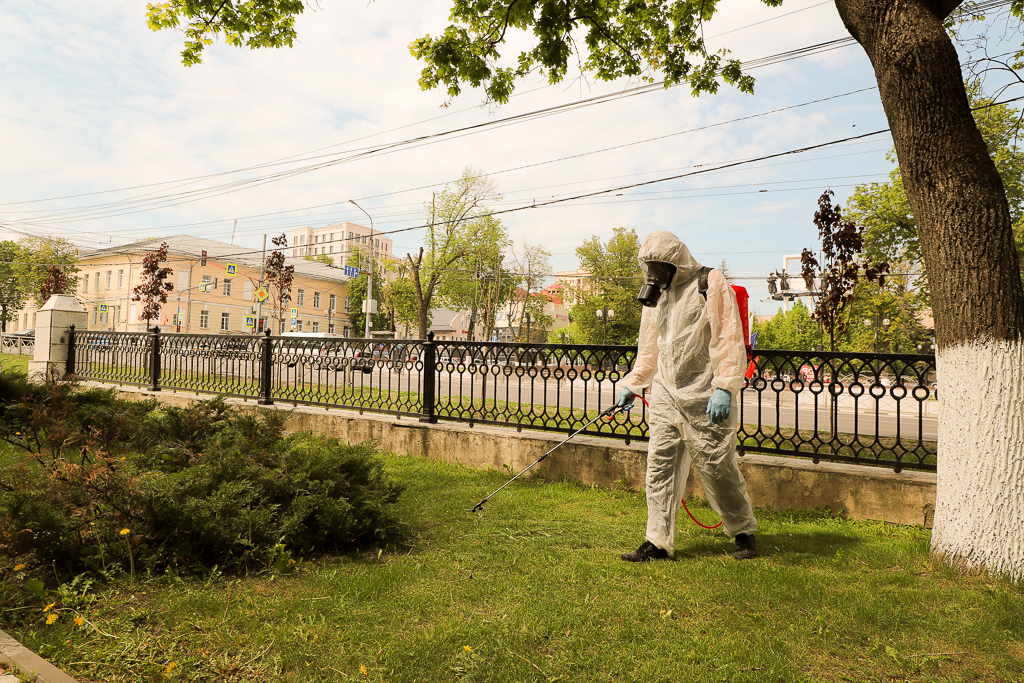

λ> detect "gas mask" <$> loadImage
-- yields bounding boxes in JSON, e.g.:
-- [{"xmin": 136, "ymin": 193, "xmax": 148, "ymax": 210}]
[{"xmin": 636, "ymin": 260, "xmax": 677, "ymax": 308}]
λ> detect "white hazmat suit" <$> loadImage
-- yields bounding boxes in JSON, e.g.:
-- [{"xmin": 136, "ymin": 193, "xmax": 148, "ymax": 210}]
[{"xmin": 622, "ymin": 231, "xmax": 757, "ymax": 557}]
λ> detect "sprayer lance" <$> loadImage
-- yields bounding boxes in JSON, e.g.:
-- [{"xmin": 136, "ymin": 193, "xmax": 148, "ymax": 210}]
[{"xmin": 470, "ymin": 403, "xmax": 634, "ymax": 513}]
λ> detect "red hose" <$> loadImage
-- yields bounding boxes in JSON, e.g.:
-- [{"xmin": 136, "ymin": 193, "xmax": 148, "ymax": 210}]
[{"xmin": 681, "ymin": 499, "xmax": 723, "ymax": 529}]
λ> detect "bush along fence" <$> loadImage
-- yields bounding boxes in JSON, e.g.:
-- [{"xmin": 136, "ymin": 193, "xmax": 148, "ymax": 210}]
[{"xmin": 65, "ymin": 326, "xmax": 938, "ymax": 473}]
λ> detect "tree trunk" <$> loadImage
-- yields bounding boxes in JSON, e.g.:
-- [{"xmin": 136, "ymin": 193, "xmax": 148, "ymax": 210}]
[{"xmin": 834, "ymin": 0, "xmax": 1024, "ymax": 578}]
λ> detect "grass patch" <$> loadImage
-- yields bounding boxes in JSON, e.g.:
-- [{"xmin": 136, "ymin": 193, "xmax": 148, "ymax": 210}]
[{"xmin": 3, "ymin": 454, "xmax": 1021, "ymax": 683}]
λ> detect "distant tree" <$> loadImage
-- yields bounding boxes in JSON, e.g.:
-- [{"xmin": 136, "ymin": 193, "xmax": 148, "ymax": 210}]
[
  {"xmin": 40, "ymin": 265, "xmax": 71, "ymax": 300},
  {"xmin": 264, "ymin": 234, "xmax": 295, "ymax": 334},
  {"xmin": 14, "ymin": 237, "xmax": 79, "ymax": 307},
  {"xmin": 131, "ymin": 243, "xmax": 174, "ymax": 330},
  {"xmin": 567, "ymin": 227, "xmax": 642, "ymax": 345},
  {"xmin": 801, "ymin": 190, "xmax": 889, "ymax": 351},
  {"xmin": 406, "ymin": 169, "xmax": 505, "ymax": 338},
  {"xmin": 751, "ymin": 300, "xmax": 820, "ymax": 351},
  {"xmin": 304, "ymin": 253, "xmax": 334, "ymax": 265},
  {"xmin": 0, "ymin": 241, "xmax": 29, "ymax": 333},
  {"xmin": 718, "ymin": 259, "xmax": 733, "ymax": 284}
]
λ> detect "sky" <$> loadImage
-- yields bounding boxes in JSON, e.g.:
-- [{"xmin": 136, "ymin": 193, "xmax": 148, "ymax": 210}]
[{"xmin": 0, "ymin": 0, "xmax": 1009, "ymax": 314}]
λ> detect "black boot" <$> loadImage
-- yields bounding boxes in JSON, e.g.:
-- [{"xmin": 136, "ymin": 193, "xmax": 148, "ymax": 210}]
[
  {"xmin": 621, "ymin": 540, "xmax": 669, "ymax": 562},
  {"xmin": 734, "ymin": 533, "xmax": 757, "ymax": 560}
]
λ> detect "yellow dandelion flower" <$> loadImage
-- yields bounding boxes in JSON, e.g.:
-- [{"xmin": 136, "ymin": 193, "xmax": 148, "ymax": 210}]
[
  {"xmin": 46, "ymin": 613, "xmax": 58, "ymax": 625},
  {"xmin": 43, "ymin": 602, "xmax": 55, "ymax": 612},
  {"xmin": 120, "ymin": 528, "xmax": 130, "ymax": 535},
  {"xmin": 13, "ymin": 564, "xmax": 25, "ymax": 571},
  {"xmin": 74, "ymin": 616, "xmax": 85, "ymax": 626},
  {"xmin": 360, "ymin": 664, "xmax": 368, "ymax": 677},
  {"xmin": 165, "ymin": 662, "xmax": 177, "ymax": 674},
  {"xmin": 464, "ymin": 645, "xmax": 473, "ymax": 652}
]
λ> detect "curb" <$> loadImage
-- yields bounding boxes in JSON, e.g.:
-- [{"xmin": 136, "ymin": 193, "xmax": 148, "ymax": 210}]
[{"xmin": 0, "ymin": 630, "xmax": 79, "ymax": 683}]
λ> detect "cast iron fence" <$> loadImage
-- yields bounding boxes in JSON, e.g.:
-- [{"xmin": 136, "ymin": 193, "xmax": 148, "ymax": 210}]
[{"xmin": 68, "ymin": 326, "xmax": 938, "ymax": 472}]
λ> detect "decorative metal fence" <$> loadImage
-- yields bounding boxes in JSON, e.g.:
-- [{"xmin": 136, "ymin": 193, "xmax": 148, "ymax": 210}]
[{"xmin": 68, "ymin": 326, "xmax": 938, "ymax": 472}]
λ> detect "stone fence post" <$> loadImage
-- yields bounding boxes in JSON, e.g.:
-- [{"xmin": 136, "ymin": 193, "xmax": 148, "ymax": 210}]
[{"xmin": 29, "ymin": 295, "xmax": 89, "ymax": 383}]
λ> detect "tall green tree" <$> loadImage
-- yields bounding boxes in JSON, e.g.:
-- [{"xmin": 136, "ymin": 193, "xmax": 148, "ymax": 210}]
[
  {"xmin": 147, "ymin": 0, "xmax": 1024, "ymax": 581},
  {"xmin": 15, "ymin": 237, "xmax": 79, "ymax": 307},
  {"xmin": 0, "ymin": 241, "xmax": 29, "ymax": 333},
  {"xmin": 752, "ymin": 300, "xmax": 821, "ymax": 352},
  {"xmin": 437, "ymin": 224, "xmax": 512, "ymax": 341},
  {"xmin": 847, "ymin": 83, "xmax": 1024, "ymax": 294},
  {"xmin": 567, "ymin": 227, "xmax": 642, "ymax": 345},
  {"xmin": 406, "ymin": 169, "xmax": 506, "ymax": 339}
]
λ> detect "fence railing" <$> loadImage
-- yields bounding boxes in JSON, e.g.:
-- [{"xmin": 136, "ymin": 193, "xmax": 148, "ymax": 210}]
[
  {"xmin": 68, "ymin": 327, "xmax": 938, "ymax": 472},
  {"xmin": 1, "ymin": 335, "xmax": 35, "ymax": 356}
]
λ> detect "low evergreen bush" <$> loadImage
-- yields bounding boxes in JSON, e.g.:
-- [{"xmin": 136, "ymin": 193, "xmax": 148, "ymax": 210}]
[{"xmin": 0, "ymin": 378, "xmax": 406, "ymax": 582}]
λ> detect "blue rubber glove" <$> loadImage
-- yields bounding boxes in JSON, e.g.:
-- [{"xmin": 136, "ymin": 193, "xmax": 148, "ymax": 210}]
[
  {"xmin": 706, "ymin": 388, "xmax": 732, "ymax": 425},
  {"xmin": 616, "ymin": 387, "xmax": 637, "ymax": 409}
]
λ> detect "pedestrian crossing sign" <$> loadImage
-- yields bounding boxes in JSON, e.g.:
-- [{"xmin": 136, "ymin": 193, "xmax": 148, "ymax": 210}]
[
  {"xmin": 226, "ymin": 263, "xmax": 237, "ymax": 275},
  {"xmin": 99, "ymin": 304, "xmax": 108, "ymax": 312},
  {"xmin": 246, "ymin": 316, "xmax": 256, "ymax": 329}
]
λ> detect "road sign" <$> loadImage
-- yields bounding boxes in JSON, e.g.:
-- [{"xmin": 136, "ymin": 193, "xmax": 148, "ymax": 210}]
[
  {"xmin": 255, "ymin": 287, "xmax": 269, "ymax": 302},
  {"xmin": 99, "ymin": 304, "xmax": 108, "ymax": 312},
  {"xmin": 245, "ymin": 316, "xmax": 256, "ymax": 329},
  {"xmin": 290, "ymin": 317, "xmax": 298, "ymax": 326},
  {"xmin": 226, "ymin": 263, "xmax": 237, "ymax": 275},
  {"xmin": 344, "ymin": 265, "xmax": 359, "ymax": 277},
  {"xmin": 290, "ymin": 307, "xmax": 298, "ymax": 317},
  {"xmin": 199, "ymin": 282, "xmax": 208, "ymax": 293}
]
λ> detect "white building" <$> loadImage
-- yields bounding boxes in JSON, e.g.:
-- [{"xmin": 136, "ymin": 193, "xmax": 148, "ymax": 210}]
[{"xmin": 291, "ymin": 222, "xmax": 395, "ymax": 270}]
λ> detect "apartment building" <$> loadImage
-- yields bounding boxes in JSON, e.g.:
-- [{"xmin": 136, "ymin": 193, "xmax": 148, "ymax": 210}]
[
  {"xmin": 291, "ymin": 222, "xmax": 395, "ymax": 270},
  {"xmin": 11, "ymin": 235, "xmax": 354, "ymax": 336}
]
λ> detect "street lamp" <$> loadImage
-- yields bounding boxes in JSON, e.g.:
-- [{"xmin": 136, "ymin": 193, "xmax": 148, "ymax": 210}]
[
  {"xmin": 596, "ymin": 307, "xmax": 614, "ymax": 344},
  {"xmin": 349, "ymin": 199, "xmax": 375, "ymax": 339}
]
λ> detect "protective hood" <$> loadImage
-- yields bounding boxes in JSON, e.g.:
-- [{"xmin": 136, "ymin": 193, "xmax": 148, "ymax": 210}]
[{"xmin": 637, "ymin": 231, "xmax": 702, "ymax": 287}]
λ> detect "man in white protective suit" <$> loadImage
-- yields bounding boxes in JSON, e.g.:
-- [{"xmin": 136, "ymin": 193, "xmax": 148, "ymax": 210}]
[{"xmin": 616, "ymin": 230, "xmax": 758, "ymax": 562}]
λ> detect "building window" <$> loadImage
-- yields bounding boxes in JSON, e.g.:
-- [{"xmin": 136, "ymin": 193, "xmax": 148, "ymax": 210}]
[
  {"xmin": 200, "ymin": 310, "xmax": 210, "ymax": 329},
  {"xmin": 297, "ymin": 320, "xmax": 303, "ymax": 332},
  {"xmin": 106, "ymin": 271, "xmax": 112, "ymax": 289},
  {"xmin": 94, "ymin": 273, "xmax": 100, "ymax": 290},
  {"xmin": 117, "ymin": 270, "xmax": 124, "ymax": 289},
  {"xmin": 223, "ymin": 279, "xmax": 232, "ymax": 296},
  {"xmin": 313, "ymin": 291, "xmax": 321, "ymax": 308},
  {"xmin": 280, "ymin": 320, "xmax": 286, "ymax": 333},
  {"xmin": 297, "ymin": 289, "xmax": 305, "ymax": 306},
  {"xmin": 220, "ymin": 313, "xmax": 230, "ymax": 331},
  {"xmin": 202, "ymin": 274, "xmax": 212, "ymax": 291},
  {"xmin": 83, "ymin": 276, "xmax": 88, "ymax": 293},
  {"xmin": 344, "ymin": 297, "xmax": 351, "ymax": 312},
  {"xmin": 328, "ymin": 323, "xmax": 335, "ymax": 334},
  {"xmin": 329, "ymin": 294, "xmax": 336, "ymax": 311},
  {"xmin": 312, "ymin": 322, "xmax": 320, "ymax": 333},
  {"xmin": 93, "ymin": 307, "xmax": 98, "ymax": 324}
]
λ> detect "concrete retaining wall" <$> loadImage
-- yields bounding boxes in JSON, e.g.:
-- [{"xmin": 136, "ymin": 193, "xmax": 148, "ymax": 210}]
[{"xmin": 107, "ymin": 385, "xmax": 937, "ymax": 528}]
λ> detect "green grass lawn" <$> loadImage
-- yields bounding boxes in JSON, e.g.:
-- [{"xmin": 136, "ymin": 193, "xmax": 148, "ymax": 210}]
[
  {"xmin": 3, "ymin": 453, "xmax": 1021, "ymax": 683},
  {"xmin": 0, "ymin": 352, "xmax": 30, "ymax": 375}
]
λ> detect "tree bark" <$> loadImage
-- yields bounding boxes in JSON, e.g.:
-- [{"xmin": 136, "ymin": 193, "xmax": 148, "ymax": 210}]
[{"xmin": 834, "ymin": 0, "xmax": 1024, "ymax": 579}]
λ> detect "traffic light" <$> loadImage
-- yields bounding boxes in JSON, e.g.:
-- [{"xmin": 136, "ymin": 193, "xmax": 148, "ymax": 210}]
[{"xmin": 201, "ymin": 250, "xmax": 207, "ymax": 266}]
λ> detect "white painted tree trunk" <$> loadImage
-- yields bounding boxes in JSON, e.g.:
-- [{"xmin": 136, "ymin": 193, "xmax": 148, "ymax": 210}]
[{"xmin": 932, "ymin": 338, "xmax": 1024, "ymax": 580}]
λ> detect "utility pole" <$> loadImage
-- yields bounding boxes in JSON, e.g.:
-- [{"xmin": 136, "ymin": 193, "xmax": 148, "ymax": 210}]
[
  {"xmin": 257, "ymin": 234, "xmax": 266, "ymax": 333},
  {"xmin": 349, "ymin": 200, "xmax": 374, "ymax": 339}
]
